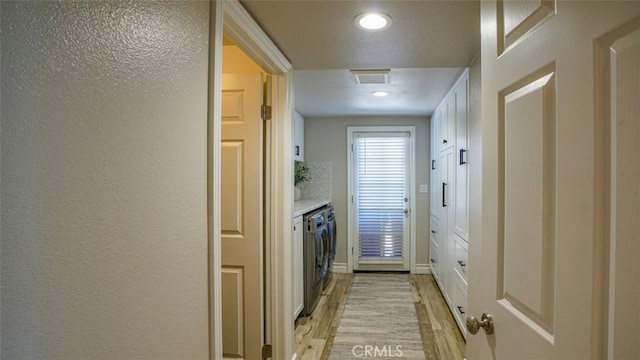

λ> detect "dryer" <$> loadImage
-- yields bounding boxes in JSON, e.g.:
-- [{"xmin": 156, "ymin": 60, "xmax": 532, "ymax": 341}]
[{"xmin": 323, "ymin": 205, "xmax": 336, "ymax": 290}]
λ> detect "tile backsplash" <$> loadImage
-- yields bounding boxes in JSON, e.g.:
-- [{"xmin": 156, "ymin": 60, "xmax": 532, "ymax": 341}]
[{"xmin": 299, "ymin": 161, "xmax": 332, "ymax": 201}]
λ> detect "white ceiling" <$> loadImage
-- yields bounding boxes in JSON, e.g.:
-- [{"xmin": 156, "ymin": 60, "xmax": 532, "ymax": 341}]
[
  {"xmin": 294, "ymin": 68, "xmax": 466, "ymax": 117},
  {"xmin": 240, "ymin": 0, "xmax": 480, "ymax": 117}
]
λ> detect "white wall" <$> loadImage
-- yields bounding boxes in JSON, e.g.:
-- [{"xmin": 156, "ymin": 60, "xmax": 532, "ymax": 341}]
[
  {"xmin": 304, "ymin": 116, "xmax": 431, "ymax": 266},
  {"xmin": 1, "ymin": 2, "xmax": 210, "ymax": 358}
]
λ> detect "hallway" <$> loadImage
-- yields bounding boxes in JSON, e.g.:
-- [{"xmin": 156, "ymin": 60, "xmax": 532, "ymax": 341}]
[{"xmin": 294, "ymin": 273, "xmax": 465, "ymax": 359}]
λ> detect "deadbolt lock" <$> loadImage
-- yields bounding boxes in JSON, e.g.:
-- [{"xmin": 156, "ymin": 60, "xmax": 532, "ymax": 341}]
[{"xmin": 466, "ymin": 313, "xmax": 494, "ymax": 335}]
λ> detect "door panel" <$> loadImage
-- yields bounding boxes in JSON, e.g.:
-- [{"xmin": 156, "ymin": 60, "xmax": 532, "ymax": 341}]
[
  {"xmin": 498, "ymin": 0, "xmax": 555, "ymax": 54},
  {"xmin": 499, "ymin": 67, "xmax": 556, "ymax": 337},
  {"xmin": 221, "ymin": 73, "xmax": 263, "ymax": 360},
  {"xmin": 468, "ymin": 2, "xmax": 639, "ymax": 359},
  {"xmin": 222, "ymin": 268, "xmax": 244, "ymax": 357},
  {"xmin": 607, "ymin": 25, "xmax": 640, "ymax": 360}
]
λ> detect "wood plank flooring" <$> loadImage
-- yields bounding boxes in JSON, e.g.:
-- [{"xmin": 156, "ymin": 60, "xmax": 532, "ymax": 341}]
[{"xmin": 293, "ymin": 273, "xmax": 465, "ymax": 360}]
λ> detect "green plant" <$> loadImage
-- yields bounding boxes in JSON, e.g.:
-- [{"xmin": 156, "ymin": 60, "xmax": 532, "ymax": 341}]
[{"xmin": 294, "ymin": 161, "xmax": 310, "ymax": 186}]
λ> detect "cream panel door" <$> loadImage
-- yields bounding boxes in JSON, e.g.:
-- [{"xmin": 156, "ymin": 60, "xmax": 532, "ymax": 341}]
[
  {"xmin": 221, "ymin": 73, "xmax": 263, "ymax": 360},
  {"xmin": 467, "ymin": 2, "xmax": 640, "ymax": 359}
]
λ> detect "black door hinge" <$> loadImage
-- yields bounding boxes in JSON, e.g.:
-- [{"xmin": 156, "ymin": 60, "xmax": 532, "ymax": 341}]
[
  {"xmin": 261, "ymin": 104, "xmax": 272, "ymax": 120},
  {"xmin": 262, "ymin": 344, "xmax": 272, "ymax": 359}
]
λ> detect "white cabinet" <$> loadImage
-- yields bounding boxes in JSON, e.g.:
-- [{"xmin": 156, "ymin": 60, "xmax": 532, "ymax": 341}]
[
  {"xmin": 439, "ymin": 97, "xmax": 455, "ymax": 152},
  {"xmin": 293, "ymin": 215, "xmax": 304, "ymax": 318},
  {"xmin": 429, "ymin": 216, "xmax": 441, "ymax": 280},
  {"xmin": 429, "ymin": 69, "xmax": 469, "ymax": 338},
  {"xmin": 430, "ymin": 111, "xmax": 441, "ymax": 219},
  {"xmin": 293, "ymin": 111, "xmax": 304, "ymax": 161},
  {"xmin": 453, "ymin": 77, "xmax": 469, "ymax": 242}
]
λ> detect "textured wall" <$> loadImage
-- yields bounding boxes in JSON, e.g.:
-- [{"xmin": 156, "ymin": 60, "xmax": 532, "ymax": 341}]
[
  {"xmin": 304, "ymin": 116, "xmax": 430, "ymax": 266},
  {"xmin": 1, "ymin": 1, "xmax": 210, "ymax": 359}
]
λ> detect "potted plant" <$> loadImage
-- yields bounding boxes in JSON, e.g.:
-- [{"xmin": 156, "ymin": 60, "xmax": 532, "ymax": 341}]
[{"xmin": 294, "ymin": 161, "xmax": 309, "ymax": 200}]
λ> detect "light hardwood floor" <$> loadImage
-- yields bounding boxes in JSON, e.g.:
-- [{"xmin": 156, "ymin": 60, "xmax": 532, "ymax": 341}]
[{"xmin": 293, "ymin": 273, "xmax": 466, "ymax": 360}]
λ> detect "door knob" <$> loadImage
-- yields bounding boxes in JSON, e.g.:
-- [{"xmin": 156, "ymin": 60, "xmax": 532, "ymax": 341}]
[
  {"xmin": 466, "ymin": 313, "xmax": 494, "ymax": 335},
  {"xmin": 403, "ymin": 209, "xmax": 409, "ymax": 214}
]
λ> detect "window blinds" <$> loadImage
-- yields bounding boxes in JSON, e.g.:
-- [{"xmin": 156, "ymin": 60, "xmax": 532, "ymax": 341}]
[{"xmin": 354, "ymin": 133, "xmax": 407, "ymax": 260}]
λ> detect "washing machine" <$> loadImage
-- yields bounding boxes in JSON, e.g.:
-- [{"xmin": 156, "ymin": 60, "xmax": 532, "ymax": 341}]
[{"xmin": 301, "ymin": 207, "xmax": 329, "ymax": 316}]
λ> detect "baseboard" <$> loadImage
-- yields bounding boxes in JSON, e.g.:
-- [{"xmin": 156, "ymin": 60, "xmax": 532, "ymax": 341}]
[
  {"xmin": 331, "ymin": 262, "xmax": 348, "ymax": 273},
  {"xmin": 414, "ymin": 264, "xmax": 431, "ymax": 274}
]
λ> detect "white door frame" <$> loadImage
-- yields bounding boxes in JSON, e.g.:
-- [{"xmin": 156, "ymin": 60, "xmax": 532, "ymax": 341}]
[
  {"xmin": 346, "ymin": 126, "xmax": 417, "ymax": 274},
  {"xmin": 209, "ymin": 1, "xmax": 294, "ymax": 359}
]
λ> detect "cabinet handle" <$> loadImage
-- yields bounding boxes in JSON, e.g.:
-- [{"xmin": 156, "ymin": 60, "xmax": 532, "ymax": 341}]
[
  {"xmin": 459, "ymin": 148, "xmax": 467, "ymax": 165},
  {"xmin": 431, "ymin": 230, "xmax": 436, "ymax": 234},
  {"xmin": 431, "ymin": 159, "xmax": 436, "ymax": 170},
  {"xmin": 457, "ymin": 306, "xmax": 465, "ymax": 315},
  {"xmin": 442, "ymin": 139, "xmax": 448, "ymax": 144},
  {"xmin": 295, "ymin": 145, "xmax": 300, "ymax": 156},
  {"xmin": 442, "ymin": 182, "xmax": 448, "ymax": 207},
  {"xmin": 457, "ymin": 260, "xmax": 467, "ymax": 267},
  {"xmin": 430, "ymin": 258, "xmax": 437, "ymax": 263}
]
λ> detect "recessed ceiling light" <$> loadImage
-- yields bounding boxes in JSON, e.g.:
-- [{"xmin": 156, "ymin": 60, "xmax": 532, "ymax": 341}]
[
  {"xmin": 355, "ymin": 12, "xmax": 392, "ymax": 31},
  {"xmin": 372, "ymin": 91, "xmax": 390, "ymax": 97}
]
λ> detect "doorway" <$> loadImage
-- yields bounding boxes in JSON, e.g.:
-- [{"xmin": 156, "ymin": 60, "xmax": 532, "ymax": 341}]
[
  {"xmin": 347, "ymin": 126, "xmax": 416, "ymax": 272},
  {"xmin": 220, "ymin": 40, "xmax": 269, "ymax": 360},
  {"xmin": 210, "ymin": 1, "xmax": 294, "ymax": 359}
]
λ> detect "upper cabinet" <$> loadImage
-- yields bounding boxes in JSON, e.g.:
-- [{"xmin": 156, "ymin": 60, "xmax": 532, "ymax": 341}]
[
  {"xmin": 293, "ymin": 111, "xmax": 304, "ymax": 162},
  {"xmin": 439, "ymin": 97, "xmax": 455, "ymax": 152}
]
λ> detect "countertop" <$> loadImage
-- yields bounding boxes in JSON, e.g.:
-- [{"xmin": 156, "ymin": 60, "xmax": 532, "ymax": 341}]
[{"xmin": 293, "ymin": 199, "xmax": 331, "ymax": 218}]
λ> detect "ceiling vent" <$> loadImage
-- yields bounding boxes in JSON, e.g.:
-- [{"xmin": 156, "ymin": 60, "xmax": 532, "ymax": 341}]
[{"xmin": 351, "ymin": 69, "xmax": 391, "ymax": 85}]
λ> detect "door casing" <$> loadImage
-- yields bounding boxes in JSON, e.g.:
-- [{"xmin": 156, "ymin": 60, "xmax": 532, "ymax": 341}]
[
  {"xmin": 209, "ymin": 1, "xmax": 294, "ymax": 359},
  {"xmin": 346, "ymin": 126, "xmax": 417, "ymax": 274}
]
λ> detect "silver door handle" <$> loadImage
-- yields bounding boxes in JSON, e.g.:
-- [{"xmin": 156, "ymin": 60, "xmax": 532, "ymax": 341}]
[{"xmin": 466, "ymin": 313, "xmax": 494, "ymax": 335}]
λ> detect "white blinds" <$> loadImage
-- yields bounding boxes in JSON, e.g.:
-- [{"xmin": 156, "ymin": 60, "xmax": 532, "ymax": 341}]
[{"xmin": 354, "ymin": 133, "xmax": 408, "ymax": 259}]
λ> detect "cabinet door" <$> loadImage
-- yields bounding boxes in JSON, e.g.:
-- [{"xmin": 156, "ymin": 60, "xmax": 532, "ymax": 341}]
[
  {"xmin": 453, "ymin": 77, "xmax": 469, "ymax": 242},
  {"xmin": 293, "ymin": 111, "xmax": 304, "ymax": 161},
  {"xmin": 440, "ymin": 98, "xmax": 455, "ymax": 152},
  {"xmin": 439, "ymin": 150, "xmax": 456, "ymax": 305},
  {"xmin": 430, "ymin": 241, "xmax": 440, "ymax": 282},
  {"xmin": 293, "ymin": 216, "xmax": 304, "ymax": 318},
  {"xmin": 430, "ymin": 115, "xmax": 441, "ymax": 219}
]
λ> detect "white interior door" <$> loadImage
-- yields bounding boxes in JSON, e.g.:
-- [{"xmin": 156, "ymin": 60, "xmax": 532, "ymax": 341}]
[
  {"xmin": 349, "ymin": 127, "xmax": 414, "ymax": 272},
  {"xmin": 467, "ymin": 2, "xmax": 639, "ymax": 359},
  {"xmin": 606, "ymin": 25, "xmax": 639, "ymax": 360},
  {"xmin": 221, "ymin": 72, "xmax": 264, "ymax": 360}
]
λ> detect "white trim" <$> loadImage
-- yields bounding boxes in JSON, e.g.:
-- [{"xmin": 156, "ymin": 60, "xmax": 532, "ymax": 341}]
[
  {"xmin": 222, "ymin": 1, "xmax": 291, "ymax": 74},
  {"xmin": 415, "ymin": 264, "xmax": 432, "ymax": 274},
  {"xmin": 331, "ymin": 263, "xmax": 349, "ymax": 274},
  {"xmin": 212, "ymin": 1, "xmax": 293, "ymax": 359},
  {"xmin": 208, "ymin": 1, "xmax": 223, "ymax": 358},
  {"xmin": 346, "ymin": 126, "xmax": 417, "ymax": 274},
  {"xmin": 607, "ymin": 45, "xmax": 617, "ymax": 360}
]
